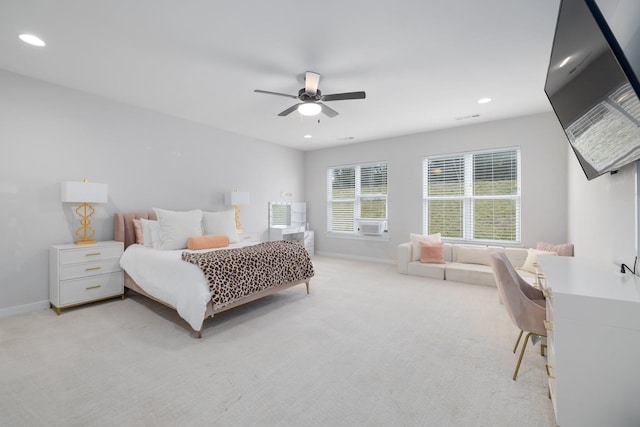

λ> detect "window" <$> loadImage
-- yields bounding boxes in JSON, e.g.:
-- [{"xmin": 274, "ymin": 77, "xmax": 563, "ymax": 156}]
[
  {"xmin": 327, "ymin": 162, "xmax": 388, "ymax": 234},
  {"xmin": 423, "ymin": 148, "xmax": 520, "ymax": 243}
]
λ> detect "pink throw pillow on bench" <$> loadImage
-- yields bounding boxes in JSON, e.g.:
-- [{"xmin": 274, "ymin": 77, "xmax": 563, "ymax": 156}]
[{"xmin": 419, "ymin": 241, "xmax": 446, "ymax": 264}]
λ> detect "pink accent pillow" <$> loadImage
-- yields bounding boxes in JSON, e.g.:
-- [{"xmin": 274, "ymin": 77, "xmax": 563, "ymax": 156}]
[
  {"xmin": 537, "ymin": 242, "xmax": 574, "ymax": 256},
  {"xmin": 133, "ymin": 219, "xmax": 144, "ymax": 244},
  {"xmin": 187, "ymin": 235, "xmax": 230, "ymax": 250},
  {"xmin": 419, "ymin": 241, "xmax": 446, "ymax": 264}
]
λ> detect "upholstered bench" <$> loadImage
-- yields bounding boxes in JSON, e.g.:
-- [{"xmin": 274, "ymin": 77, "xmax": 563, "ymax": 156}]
[{"xmin": 397, "ymin": 242, "xmax": 539, "ymax": 287}]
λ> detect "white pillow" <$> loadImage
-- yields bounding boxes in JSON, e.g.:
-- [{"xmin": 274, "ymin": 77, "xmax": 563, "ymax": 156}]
[
  {"xmin": 455, "ymin": 245, "xmax": 495, "ymax": 266},
  {"xmin": 139, "ymin": 218, "xmax": 160, "ymax": 248},
  {"xmin": 520, "ymin": 248, "xmax": 557, "ymax": 273},
  {"xmin": 202, "ymin": 210, "xmax": 240, "ymax": 243},
  {"xmin": 153, "ymin": 208, "xmax": 203, "ymax": 250},
  {"xmin": 410, "ymin": 233, "xmax": 441, "ymax": 261}
]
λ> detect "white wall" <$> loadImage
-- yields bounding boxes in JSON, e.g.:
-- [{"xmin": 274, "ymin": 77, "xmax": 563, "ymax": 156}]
[
  {"xmin": 0, "ymin": 70, "xmax": 305, "ymax": 314},
  {"xmin": 567, "ymin": 144, "xmax": 637, "ymax": 267},
  {"xmin": 304, "ymin": 113, "xmax": 569, "ymax": 262}
]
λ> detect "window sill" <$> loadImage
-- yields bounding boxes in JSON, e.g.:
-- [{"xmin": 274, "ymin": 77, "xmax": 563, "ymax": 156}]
[
  {"xmin": 326, "ymin": 232, "xmax": 390, "ymax": 242},
  {"xmin": 442, "ymin": 238, "xmax": 523, "ymax": 248}
]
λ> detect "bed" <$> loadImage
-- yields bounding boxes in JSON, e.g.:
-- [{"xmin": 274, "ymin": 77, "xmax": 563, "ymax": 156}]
[{"xmin": 114, "ymin": 212, "xmax": 314, "ymax": 338}]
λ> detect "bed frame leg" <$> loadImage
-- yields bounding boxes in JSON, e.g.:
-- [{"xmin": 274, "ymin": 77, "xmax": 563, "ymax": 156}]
[{"xmin": 197, "ymin": 328, "xmax": 203, "ymax": 339}]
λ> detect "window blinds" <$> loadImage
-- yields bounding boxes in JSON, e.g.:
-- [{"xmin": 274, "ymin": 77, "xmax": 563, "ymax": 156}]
[
  {"xmin": 327, "ymin": 162, "xmax": 388, "ymax": 234},
  {"xmin": 423, "ymin": 148, "xmax": 520, "ymax": 243}
]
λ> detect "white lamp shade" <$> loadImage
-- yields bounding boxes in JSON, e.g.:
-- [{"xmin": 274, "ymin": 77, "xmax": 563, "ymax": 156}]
[
  {"xmin": 225, "ymin": 191, "xmax": 250, "ymax": 206},
  {"xmin": 61, "ymin": 181, "xmax": 108, "ymax": 203}
]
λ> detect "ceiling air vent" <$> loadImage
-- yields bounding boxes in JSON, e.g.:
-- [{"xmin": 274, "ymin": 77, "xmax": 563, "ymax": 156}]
[{"xmin": 455, "ymin": 114, "xmax": 480, "ymax": 121}]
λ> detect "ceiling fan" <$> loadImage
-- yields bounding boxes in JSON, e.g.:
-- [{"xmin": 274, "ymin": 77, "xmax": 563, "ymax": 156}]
[{"xmin": 254, "ymin": 71, "xmax": 366, "ymax": 118}]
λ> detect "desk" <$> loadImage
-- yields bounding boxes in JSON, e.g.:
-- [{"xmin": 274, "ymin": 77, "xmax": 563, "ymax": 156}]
[{"xmin": 538, "ymin": 256, "xmax": 640, "ymax": 427}]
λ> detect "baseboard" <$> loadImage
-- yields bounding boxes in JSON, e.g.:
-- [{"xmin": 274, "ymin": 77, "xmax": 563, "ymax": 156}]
[
  {"xmin": 316, "ymin": 251, "xmax": 395, "ymax": 265},
  {"xmin": 0, "ymin": 300, "xmax": 50, "ymax": 318}
]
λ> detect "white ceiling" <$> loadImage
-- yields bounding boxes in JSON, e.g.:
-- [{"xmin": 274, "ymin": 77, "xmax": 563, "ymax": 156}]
[{"xmin": 0, "ymin": 0, "xmax": 561, "ymax": 151}]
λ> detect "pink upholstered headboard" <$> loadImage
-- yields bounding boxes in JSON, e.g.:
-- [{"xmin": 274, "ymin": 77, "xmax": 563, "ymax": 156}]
[{"xmin": 114, "ymin": 212, "xmax": 157, "ymax": 249}]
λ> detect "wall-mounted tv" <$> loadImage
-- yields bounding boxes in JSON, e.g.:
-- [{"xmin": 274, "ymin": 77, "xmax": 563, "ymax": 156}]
[{"xmin": 545, "ymin": 0, "xmax": 640, "ymax": 180}]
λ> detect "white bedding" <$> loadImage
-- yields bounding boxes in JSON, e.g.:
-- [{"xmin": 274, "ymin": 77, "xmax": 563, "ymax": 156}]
[{"xmin": 119, "ymin": 242, "xmax": 256, "ymax": 331}]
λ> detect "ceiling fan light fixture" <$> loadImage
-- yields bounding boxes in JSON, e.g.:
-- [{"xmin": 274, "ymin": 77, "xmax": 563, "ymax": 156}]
[{"xmin": 298, "ymin": 102, "xmax": 321, "ymax": 116}]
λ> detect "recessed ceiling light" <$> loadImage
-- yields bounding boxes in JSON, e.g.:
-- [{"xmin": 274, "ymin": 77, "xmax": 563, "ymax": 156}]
[
  {"xmin": 18, "ymin": 34, "xmax": 46, "ymax": 47},
  {"xmin": 477, "ymin": 98, "xmax": 492, "ymax": 104},
  {"xmin": 303, "ymin": 135, "xmax": 312, "ymax": 139}
]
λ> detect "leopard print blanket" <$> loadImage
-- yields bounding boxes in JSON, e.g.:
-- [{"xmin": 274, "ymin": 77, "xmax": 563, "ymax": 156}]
[{"xmin": 181, "ymin": 241, "xmax": 315, "ymax": 310}]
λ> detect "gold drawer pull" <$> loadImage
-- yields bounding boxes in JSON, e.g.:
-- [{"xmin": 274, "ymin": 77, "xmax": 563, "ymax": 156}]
[
  {"xmin": 85, "ymin": 252, "xmax": 102, "ymax": 257},
  {"xmin": 85, "ymin": 285, "xmax": 102, "ymax": 290},
  {"xmin": 543, "ymin": 320, "xmax": 553, "ymax": 331},
  {"xmin": 85, "ymin": 267, "xmax": 101, "ymax": 271},
  {"xmin": 546, "ymin": 364, "xmax": 555, "ymax": 380}
]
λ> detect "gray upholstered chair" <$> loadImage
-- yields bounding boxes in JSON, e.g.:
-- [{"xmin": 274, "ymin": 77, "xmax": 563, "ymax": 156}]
[{"xmin": 489, "ymin": 252, "xmax": 546, "ymax": 380}]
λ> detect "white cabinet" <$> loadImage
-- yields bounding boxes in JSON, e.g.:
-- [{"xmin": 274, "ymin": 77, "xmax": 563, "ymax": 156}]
[
  {"xmin": 238, "ymin": 231, "xmax": 259, "ymax": 243},
  {"xmin": 49, "ymin": 240, "xmax": 124, "ymax": 314},
  {"xmin": 269, "ymin": 228, "xmax": 314, "ymax": 257},
  {"xmin": 290, "ymin": 202, "xmax": 306, "ymax": 230},
  {"xmin": 268, "ymin": 201, "xmax": 312, "ymax": 256},
  {"xmin": 538, "ymin": 256, "xmax": 640, "ymax": 427},
  {"xmin": 303, "ymin": 230, "xmax": 314, "ymax": 256}
]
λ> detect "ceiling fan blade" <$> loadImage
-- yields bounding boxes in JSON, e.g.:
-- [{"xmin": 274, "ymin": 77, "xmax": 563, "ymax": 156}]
[
  {"xmin": 254, "ymin": 89, "xmax": 298, "ymax": 99},
  {"xmin": 277, "ymin": 103, "xmax": 302, "ymax": 117},
  {"xmin": 322, "ymin": 91, "xmax": 366, "ymax": 101},
  {"xmin": 305, "ymin": 71, "xmax": 320, "ymax": 95},
  {"xmin": 320, "ymin": 103, "xmax": 339, "ymax": 118}
]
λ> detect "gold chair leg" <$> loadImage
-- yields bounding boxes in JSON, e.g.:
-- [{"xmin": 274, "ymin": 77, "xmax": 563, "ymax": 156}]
[
  {"xmin": 513, "ymin": 332, "xmax": 532, "ymax": 380},
  {"xmin": 513, "ymin": 330, "xmax": 524, "ymax": 354}
]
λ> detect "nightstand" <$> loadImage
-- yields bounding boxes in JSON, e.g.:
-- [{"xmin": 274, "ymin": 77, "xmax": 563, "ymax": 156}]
[
  {"xmin": 303, "ymin": 230, "xmax": 314, "ymax": 257},
  {"xmin": 49, "ymin": 240, "xmax": 124, "ymax": 315},
  {"xmin": 238, "ymin": 231, "xmax": 259, "ymax": 243}
]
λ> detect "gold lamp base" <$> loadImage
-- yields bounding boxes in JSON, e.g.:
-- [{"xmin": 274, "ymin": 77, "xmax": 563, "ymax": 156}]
[
  {"xmin": 74, "ymin": 202, "xmax": 98, "ymax": 245},
  {"xmin": 233, "ymin": 204, "xmax": 243, "ymax": 233}
]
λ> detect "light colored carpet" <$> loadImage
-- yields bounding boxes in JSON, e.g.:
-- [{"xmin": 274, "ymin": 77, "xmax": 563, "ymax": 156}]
[{"xmin": 0, "ymin": 256, "xmax": 555, "ymax": 427}]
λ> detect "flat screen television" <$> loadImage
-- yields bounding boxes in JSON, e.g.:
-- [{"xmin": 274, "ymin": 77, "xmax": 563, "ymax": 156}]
[{"xmin": 545, "ymin": 0, "xmax": 640, "ymax": 180}]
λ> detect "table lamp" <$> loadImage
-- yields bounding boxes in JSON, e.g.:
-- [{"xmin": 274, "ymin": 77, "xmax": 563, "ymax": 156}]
[
  {"xmin": 225, "ymin": 189, "xmax": 250, "ymax": 232},
  {"xmin": 61, "ymin": 179, "xmax": 108, "ymax": 244}
]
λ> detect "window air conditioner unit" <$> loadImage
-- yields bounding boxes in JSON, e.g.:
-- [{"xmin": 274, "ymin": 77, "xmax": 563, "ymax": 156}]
[{"xmin": 358, "ymin": 220, "xmax": 386, "ymax": 236}]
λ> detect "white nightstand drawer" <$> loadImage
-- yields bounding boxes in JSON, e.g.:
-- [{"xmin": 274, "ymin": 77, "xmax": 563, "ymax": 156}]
[
  {"xmin": 238, "ymin": 232, "xmax": 259, "ymax": 243},
  {"xmin": 59, "ymin": 258, "xmax": 122, "ymax": 281},
  {"xmin": 59, "ymin": 272, "xmax": 124, "ymax": 306},
  {"xmin": 60, "ymin": 244, "xmax": 123, "ymax": 264}
]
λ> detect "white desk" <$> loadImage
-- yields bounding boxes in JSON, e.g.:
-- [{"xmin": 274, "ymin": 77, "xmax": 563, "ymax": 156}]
[{"xmin": 538, "ymin": 256, "xmax": 640, "ymax": 427}]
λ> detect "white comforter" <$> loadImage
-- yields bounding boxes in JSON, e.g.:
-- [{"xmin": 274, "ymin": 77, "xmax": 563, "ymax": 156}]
[{"xmin": 119, "ymin": 242, "xmax": 255, "ymax": 331}]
